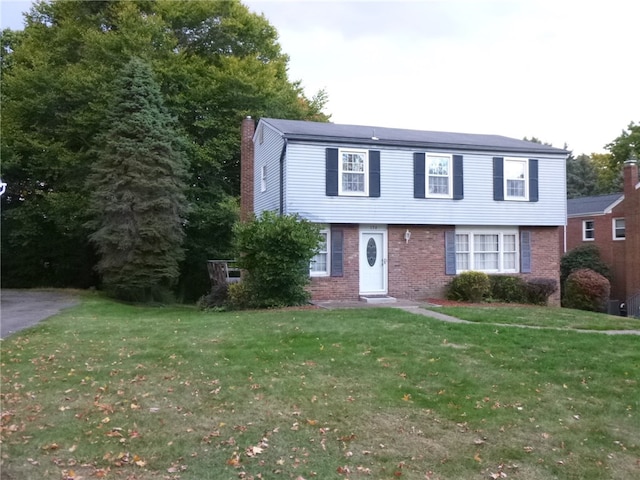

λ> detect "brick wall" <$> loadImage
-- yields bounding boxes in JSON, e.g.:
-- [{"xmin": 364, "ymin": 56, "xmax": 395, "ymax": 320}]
[
  {"xmin": 524, "ymin": 226, "xmax": 562, "ymax": 305},
  {"xmin": 308, "ymin": 225, "xmax": 360, "ymax": 301},
  {"xmin": 309, "ymin": 224, "xmax": 561, "ymax": 305},
  {"xmin": 240, "ymin": 116, "xmax": 255, "ymax": 222},
  {"xmin": 387, "ymin": 225, "xmax": 451, "ymax": 300},
  {"xmin": 624, "ymin": 161, "xmax": 640, "ymax": 301}
]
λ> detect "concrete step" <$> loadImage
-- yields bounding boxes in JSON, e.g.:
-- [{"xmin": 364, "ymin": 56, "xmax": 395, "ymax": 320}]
[{"xmin": 359, "ymin": 295, "xmax": 397, "ymax": 304}]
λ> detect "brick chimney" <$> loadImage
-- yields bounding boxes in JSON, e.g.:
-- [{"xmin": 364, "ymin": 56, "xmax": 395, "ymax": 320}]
[
  {"xmin": 623, "ymin": 158, "xmax": 640, "ymax": 305},
  {"xmin": 240, "ymin": 116, "xmax": 255, "ymax": 222}
]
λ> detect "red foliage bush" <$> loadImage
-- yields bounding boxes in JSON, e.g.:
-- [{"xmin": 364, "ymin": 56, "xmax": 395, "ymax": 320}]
[{"xmin": 563, "ymin": 268, "xmax": 610, "ymax": 312}]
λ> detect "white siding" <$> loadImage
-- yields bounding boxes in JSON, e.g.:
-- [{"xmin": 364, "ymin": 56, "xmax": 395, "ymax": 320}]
[
  {"xmin": 254, "ymin": 124, "xmax": 285, "ymax": 214},
  {"xmin": 284, "ymin": 142, "xmax": 567, "ymax": 226}
]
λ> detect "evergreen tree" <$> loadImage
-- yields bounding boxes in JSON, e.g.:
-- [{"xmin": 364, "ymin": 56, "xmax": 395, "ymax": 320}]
[
  {"xmin": 1, "ymin": 0, "xmax": 328, "ymax": 298},
  {"xmin": 566, "ymin": 154, "xmax": 599, "ymax": 198},
  {"xmin": 86, "ymin": 57, "xmax": 188, "ymax": 302}
]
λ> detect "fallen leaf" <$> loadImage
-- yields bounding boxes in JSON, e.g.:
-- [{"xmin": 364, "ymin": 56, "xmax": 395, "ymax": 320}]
[
  {"xmin": 245, "ymin": 446, "xmax": 263, "ymax": 457},
  {"xmin": 474, "ymin": 452, "xmax": 482, "ymax": 463}
]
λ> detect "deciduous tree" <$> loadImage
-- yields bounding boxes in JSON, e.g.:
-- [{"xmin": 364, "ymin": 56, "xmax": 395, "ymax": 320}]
[{"xmin": 1, "ymin": 0, "xmax": 329, "ymax": 299}]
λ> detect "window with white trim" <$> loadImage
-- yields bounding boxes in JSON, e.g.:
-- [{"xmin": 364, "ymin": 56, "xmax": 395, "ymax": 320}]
[
  {"xmin": 310, "ymin": 228, "xmax": 330, "ymax": 276},
  {"xmin": 426, "ymin": 153, "xmax": 452, "ymax": 198},
  {"xmin": 583, "ymin": 220, "xmax": 594, "ymax": 241},
  {"xmin": 339, "ymin": 149, "xmax": 368, "ymax": 196},
  {"xmin": 504, "ymin": 158, "xmax": 528, "ymax": 200},
  {"xmin": 260, "ymin": 165, "xmax": 267, "ymax": 192},
  {"xmin": 613, "ymin": 218, "xmax": 625, "ymax": 240},
  {"xmin": 455, "ymin": 229, "xmax": 519, "ymax": 273}
]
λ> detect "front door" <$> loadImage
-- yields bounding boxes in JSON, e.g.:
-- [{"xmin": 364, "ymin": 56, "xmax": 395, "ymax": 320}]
[{"xmin": 359, "ymin": 226, "xmax": 387, "ymax": 295}]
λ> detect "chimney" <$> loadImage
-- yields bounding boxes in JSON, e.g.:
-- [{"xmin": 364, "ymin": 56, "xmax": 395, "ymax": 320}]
[
  {"xmin": 240, "ymin": 116, "xmax": 255, "ymax": 222},
  {"xmin": 623, "ymin": 157, "xmax": 638, "ymax": 198}
]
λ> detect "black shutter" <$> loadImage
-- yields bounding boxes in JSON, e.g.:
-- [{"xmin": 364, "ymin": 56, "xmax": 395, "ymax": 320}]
[
  {"xmin": 326, "ymin": 148, "xmax": 339, "ymax": 196},
  {"xmin": 520, "ymin": 230, "xmax": 532, "ymax": 273},
  {"xmin": 369, "ymin": 150, "xmax": 380, "ymax": 197},
  {"xmin": 529, "ymin": 159, "xmax": 538, "ymax": 202},
  {"xmin": 414, "ymin": 153, "xmax": 425, "ymax": 198},
  {"xmin": 493, "ymin": 157, "xmax": 504, "ymax": 201},
  {"xmin": 453, "ymin": 154, "xmax": 464, "ymax": 200},
  {"xmin": 330, "ymin": 228, "xmax": 343, "ymax": 277},
  {"xmin": 445, "ymin": 230, "xmax": 457, "ymax": 275}
]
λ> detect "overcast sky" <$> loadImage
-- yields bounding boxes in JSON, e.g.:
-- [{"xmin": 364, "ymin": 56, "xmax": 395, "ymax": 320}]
[{"xmin": 2, "ymin": 0, "xmax": 638, "ymax": 155}]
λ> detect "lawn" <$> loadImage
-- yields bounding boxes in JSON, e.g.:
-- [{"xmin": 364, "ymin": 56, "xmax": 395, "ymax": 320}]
[
  {"xmin": 426, "ymin": 304, "xmax": 640, "ymax": 331},
  {"xmin": 1, "ymin": 294, "xmax": 638, "ymax": 480}
]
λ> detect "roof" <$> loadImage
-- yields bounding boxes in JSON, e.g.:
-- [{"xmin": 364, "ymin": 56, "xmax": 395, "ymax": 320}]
[
  {"xmin": 260, "ymin": 118, "xmax": 569, "ymax": 155},
  {"xmin": 567, "ymin": 193, "xmax": 624, "ymax": 217}
]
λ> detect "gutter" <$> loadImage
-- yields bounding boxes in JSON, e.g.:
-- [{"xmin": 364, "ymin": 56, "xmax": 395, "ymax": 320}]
[
  {"xmin": 279, "ymin": 139, "xmax": 287, "ymax": 215},
  {"xmin": 280, "ymin": 134, "xmax": 569, "ymax": 156}
]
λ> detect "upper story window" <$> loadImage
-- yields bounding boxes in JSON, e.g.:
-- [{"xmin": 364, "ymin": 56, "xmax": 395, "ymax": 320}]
[
  {"xmin": 339, "ymin": 149, "xmax": 368, "ymax": 196},
  {"xmin": 260, "ymin": 165, "xmax": 267, "ymax": 192},
  {"xmin": 414, "ymin": 153, "xmax": 463, "ymax": 200},
  {"xmin": 426, "ymin": 154, "xmax": 452, "ymax": 198},
  {"xmin": 310, "ymin": 227, "xmax": 329, "ymax": 276},
  {"xmin": 504, "ymin": 158, "xmax": 528, "ymax": 200},
  {"xmin": 326, "ymin": 148, "xmax": 380, "ymax": 198},
  {"xmin": 583, "ymin": 220, "xmax": 595, "ymax": 241},
  {"xmin": 493, "ymin": 157, "xmax": 538, "ymax": 202},
  {"xmin": 613, "ymin": 218, "xmax": 625, "ymax": 240}
]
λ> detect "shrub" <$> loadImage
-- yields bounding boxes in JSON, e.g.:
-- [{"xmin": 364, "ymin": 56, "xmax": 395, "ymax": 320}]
[
  {"xmin": 560, "ymin": 244, "xmax": 610, "ymax": 288},
  {"xmin": 234, "ymin": 212, "xmax": 321, "ymax": 308},
  {"xmin": 226, "ymin": 282, "xmax": 252, "ymax": 310},
  {"xmin": 489, "ymin": 275, "xmax": 528, "ymax": 303},
  {"xmin": 563, "ymin": 268, "xmax": 610, "ymax": 312},
  {"xmin": 525, "ymin": 278, "xmax": 558, "ymax": 305},
  {"xmin": 447, "ymin": 271, "xmax": 491, "ymax": 303},
  {"xmin": 196, "ymin": 283, "xmax": 228, "ymax": 310}
]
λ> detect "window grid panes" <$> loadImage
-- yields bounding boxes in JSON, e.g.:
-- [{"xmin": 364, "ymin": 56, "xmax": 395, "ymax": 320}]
[
  {"xmin": 455, "ymin": 231, "xmax": 519, "ymax": 273},
  {"xmin": 427, "ymin": 155, "xmax": 451, "ymax": 196},
  {"xmin": 503, "ymin": 234, "xmax": 517, "ymax": 270},
  {"xmin": 583, "ymin": 220, "xmax": 594, "ymax": 240},
  {"xmin": 340, "ymin": 150, "xmax": 367, "ymax": 195},
  {"xmin": 504, "ymin": 159, "xmax": 527, "ymax": 199},
  {"xmin": 310, "ymin": 231, "xmax": 329, "ymax": 275},
  {"xmin": 613, "ymin": 218, "xmax": 625, "ymax": 239},
  {"xmin": 455, "ymin": 234, "xmax": 470, "ymax": 271},
  {"xmin": 474, "ymin": 234, "xmax": 499, "ymax": 270}
]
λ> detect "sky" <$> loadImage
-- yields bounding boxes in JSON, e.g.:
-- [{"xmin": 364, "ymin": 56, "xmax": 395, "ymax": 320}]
[{"xmin": 2, "ymin": 0, "xmax": 638, "ymax": 155}]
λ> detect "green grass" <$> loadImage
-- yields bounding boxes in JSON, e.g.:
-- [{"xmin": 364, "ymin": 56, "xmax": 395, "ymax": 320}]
[
  {"xmin": 428, "ymin": 304, "xmax": 640, "ymax": 331},
  {"xmin": 1, "ymin": 294, "xmax": 639, "ymax": 480}
]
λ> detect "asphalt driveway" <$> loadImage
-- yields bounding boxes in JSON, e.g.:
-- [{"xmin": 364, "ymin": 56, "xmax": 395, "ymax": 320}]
[{"xmin": 0, "ymin": 290, "xmax": 79, "ymax": 339}]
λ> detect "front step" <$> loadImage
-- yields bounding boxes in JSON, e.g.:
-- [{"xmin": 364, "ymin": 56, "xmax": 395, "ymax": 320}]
[{"xmin": 359, "ymin": 295, "xmax": 397, "ymax": 304}]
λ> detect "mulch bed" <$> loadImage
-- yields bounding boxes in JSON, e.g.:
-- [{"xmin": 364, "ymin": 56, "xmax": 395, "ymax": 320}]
[{"xmin": 426, "ymin": 298, "xmax": 534, "ymax": 308}]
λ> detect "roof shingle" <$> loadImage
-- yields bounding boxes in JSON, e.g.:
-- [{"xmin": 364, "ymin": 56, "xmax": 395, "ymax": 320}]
[{"xmin": 261, "ymin": 118, "xmax": 569, "ymax": 155}]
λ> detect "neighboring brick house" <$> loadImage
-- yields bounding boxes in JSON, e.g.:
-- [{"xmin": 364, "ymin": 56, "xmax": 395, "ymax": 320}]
[
  {"xmin": 562, "ymin": 160, "xmax": 640, "ymax": 314},
  {"xmin": 241, "ymin": 117, "xmax": 569, "ymax": 305}
]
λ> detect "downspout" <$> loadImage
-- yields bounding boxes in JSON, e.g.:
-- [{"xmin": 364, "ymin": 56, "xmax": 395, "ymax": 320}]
[{"xmin": 279, "ymin": 139, "xmax": 287, "ymax": 215}]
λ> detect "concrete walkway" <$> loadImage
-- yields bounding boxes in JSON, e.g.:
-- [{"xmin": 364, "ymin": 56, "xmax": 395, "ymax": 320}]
[{"xmin": 313, "ymin": 299, "xmax": 640, "ymax": 335}]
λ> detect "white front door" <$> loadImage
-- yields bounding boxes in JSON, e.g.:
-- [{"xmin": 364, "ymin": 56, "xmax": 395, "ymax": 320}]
[{"xmin": 359, "ymin": 227, "xmax": 387, "ymax": 295}]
